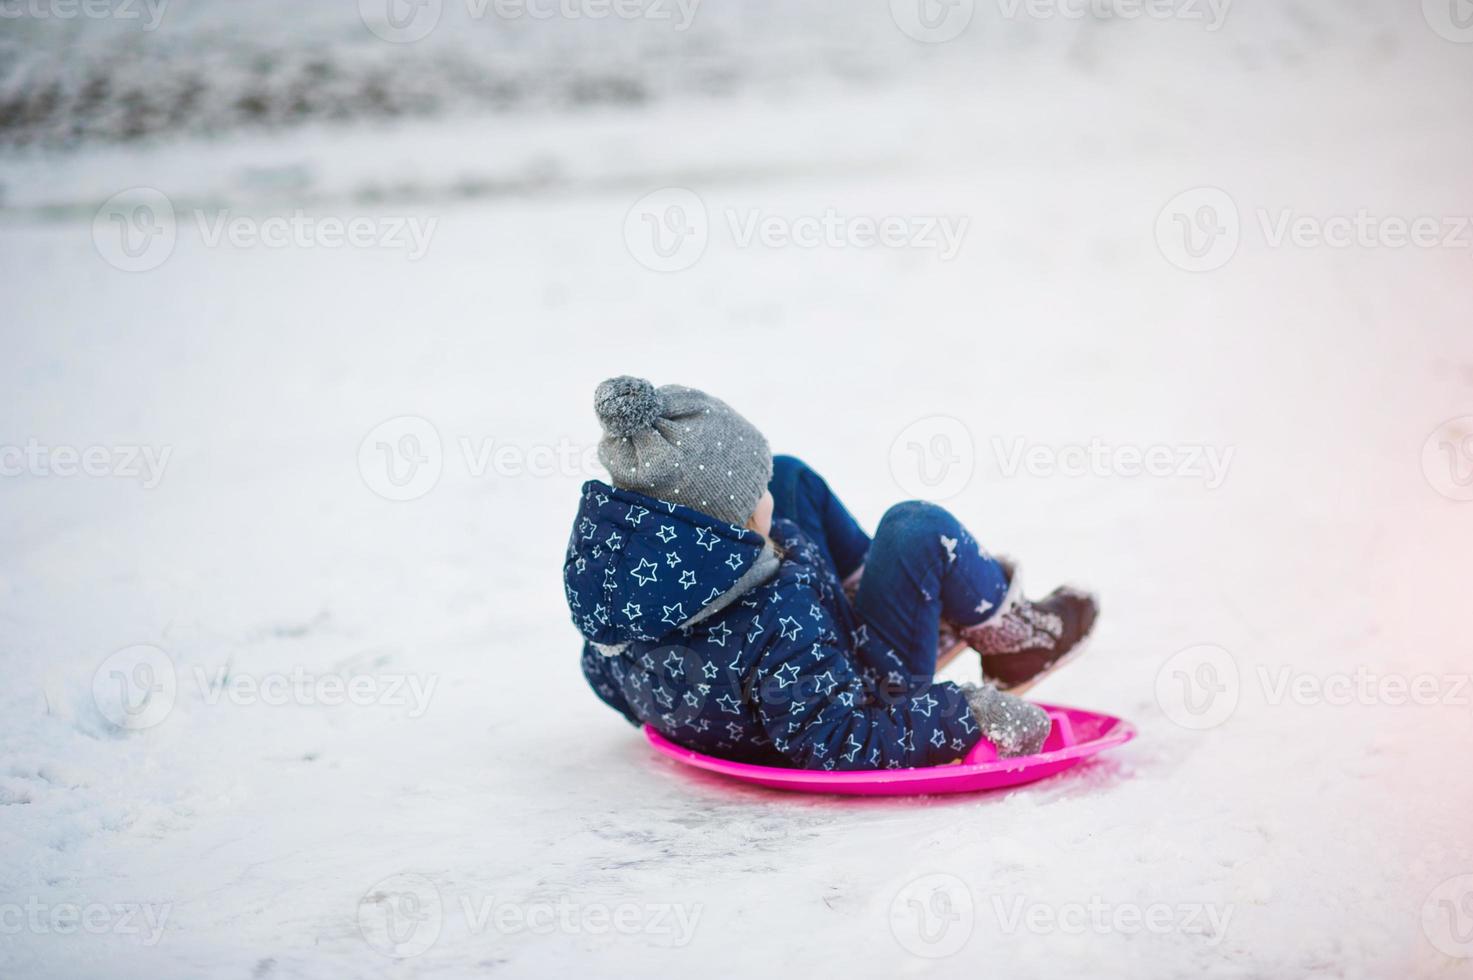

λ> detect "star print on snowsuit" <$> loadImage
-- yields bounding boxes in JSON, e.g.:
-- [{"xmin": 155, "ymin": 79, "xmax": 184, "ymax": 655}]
[{"xmin": 565, "ymin": 480, "xmax": 982, "ymax": 770}]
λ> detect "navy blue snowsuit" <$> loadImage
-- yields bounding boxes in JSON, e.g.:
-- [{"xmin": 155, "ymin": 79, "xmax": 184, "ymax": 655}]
[{"xmin": 564, "ymin": 476, "xmax": 987, "ymax": 770}]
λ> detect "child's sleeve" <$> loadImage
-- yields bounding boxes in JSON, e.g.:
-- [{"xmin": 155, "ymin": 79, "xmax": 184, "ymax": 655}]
[
  {"xmin": 580, "ymin": 646, "xmax": 641, "ymax": 727},
  {"xmin": 749, "ymin": 598, "xmax": 983, "ymax": 770}
]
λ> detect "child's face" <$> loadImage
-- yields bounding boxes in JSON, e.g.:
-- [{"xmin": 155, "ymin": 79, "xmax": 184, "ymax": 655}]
[{"xmin": 746, "ymin": 490, "xmax": 774, "ymax": 538}]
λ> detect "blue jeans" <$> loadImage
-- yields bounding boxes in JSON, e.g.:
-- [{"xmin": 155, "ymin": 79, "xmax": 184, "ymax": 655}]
[{"xmin": 768, "ymin": 456, "xmax": 1008, "ymax": 686}]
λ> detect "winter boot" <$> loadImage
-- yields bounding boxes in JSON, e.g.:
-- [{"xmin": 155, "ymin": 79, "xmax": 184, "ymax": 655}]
[{"xmin": 959, "ymin": 570, "xmax": 1098, "ymax": 693}]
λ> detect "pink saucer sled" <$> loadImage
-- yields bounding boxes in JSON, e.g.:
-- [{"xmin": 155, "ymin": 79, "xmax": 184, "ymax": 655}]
[{"xmin": 643, "ymin": 703, "xmax": 1135, "ymax": 796}]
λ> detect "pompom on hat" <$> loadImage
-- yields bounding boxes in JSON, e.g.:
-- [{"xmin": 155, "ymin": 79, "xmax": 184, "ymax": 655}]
[{"xmin": 593, "ymin": 376, "xmax": 773, "ymax": 526}]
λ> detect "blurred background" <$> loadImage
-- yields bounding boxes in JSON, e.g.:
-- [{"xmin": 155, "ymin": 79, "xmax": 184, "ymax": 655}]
[{"xmin": 2, "ymin": 1, "xmax": 1472, "ymax": 977}]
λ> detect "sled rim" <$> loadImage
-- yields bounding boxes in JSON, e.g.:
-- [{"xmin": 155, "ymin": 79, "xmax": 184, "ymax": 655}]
[{"xmin": 642, "ymin": 702, "xmax": 1136, "ymax": 794}]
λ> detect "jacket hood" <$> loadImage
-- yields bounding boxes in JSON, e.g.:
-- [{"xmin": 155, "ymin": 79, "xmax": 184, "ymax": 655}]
[{"xmin": 563, "ymin": 480, "xmax": 767, "ymax": 647}]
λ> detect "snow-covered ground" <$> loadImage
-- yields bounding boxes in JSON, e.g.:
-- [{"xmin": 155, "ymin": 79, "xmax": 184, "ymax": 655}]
[{"xmin": 3, "ymin": 3, "xmax": 1473, "ymax": 977}]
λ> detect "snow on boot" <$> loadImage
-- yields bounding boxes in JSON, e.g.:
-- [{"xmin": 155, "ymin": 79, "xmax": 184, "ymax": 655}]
[
  {"xmin": 960, "ymin": 575, "xmax": 1098, "ymax": 693},
  {"xmin": 962, "ymin": 683, "xmax": 1051, "ymax": 757}
]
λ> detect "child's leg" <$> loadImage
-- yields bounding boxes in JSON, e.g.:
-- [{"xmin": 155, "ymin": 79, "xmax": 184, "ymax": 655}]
[
  {"xmin": 767, "ymin": 455, "xmax": 871, "ymax": 580},
  {"xmin": 853, "ymin": 500, "xmax": 1009, "ymax": 687}
]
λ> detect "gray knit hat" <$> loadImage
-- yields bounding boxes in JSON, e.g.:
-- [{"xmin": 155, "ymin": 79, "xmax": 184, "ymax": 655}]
[{"xmin": 594, "ymin": 376, "xmax": 773, "ymax": 526}]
